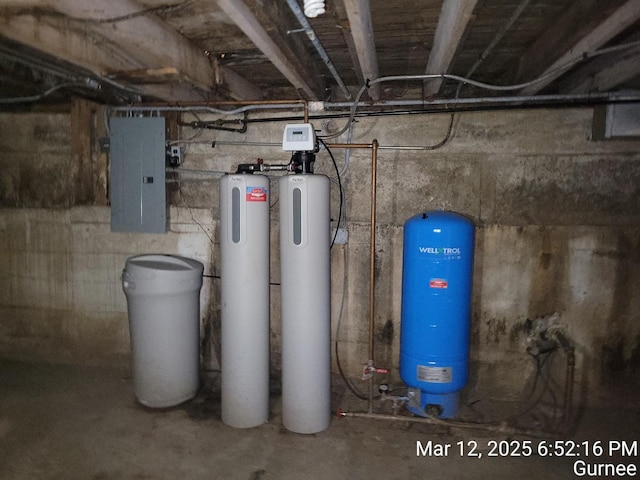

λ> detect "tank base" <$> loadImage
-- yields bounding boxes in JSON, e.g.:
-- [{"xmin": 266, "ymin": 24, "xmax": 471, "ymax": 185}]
[
  {"xmin": 407, "ymin": 389, "xmax": 459, "ymax": 419},
  {"xmin": 136, "ymin": 390, "xmax": 197, "ymax": 409}
]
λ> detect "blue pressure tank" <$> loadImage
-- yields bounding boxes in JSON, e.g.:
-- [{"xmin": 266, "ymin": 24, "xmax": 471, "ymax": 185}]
[{"xmin": 400, "ymin": 211, "xmax": 474, "ymax": 418}]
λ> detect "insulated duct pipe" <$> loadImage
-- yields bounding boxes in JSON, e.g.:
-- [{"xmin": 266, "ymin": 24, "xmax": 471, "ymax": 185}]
[{"xmin": 285, "ymin": 0, "xmax": 352, "ymax": 99}]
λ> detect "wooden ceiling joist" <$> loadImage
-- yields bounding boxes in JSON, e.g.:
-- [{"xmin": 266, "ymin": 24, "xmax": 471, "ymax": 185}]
[
  {"xmin": 0, "ymin": 0, "xmax": 262, "ymax": 101},
  {"xmin": 518, "ymin": 0, "xmax": 640, "ymax": 95},
  {"xmin": 342, "ymin": 0, "xmax": 379, "ymax": 100},
  {"xmin": 0, "ymin": 14, "xmax": 141, "ymax": 77},
  {"xmin": 217, "ymin": 0, "xmax": 318, "ymax": 100},
  {"xmin": 1, "ymin": 0, "xmax": 639, "ymax": 104},
  {"xmin": 333, "ymin": 0, "xmax": 364, "ymax": 87},
  {"xmin": 557, "ymin": 41, "xmax": 640, "ymax": 94},
  {"xmin": 424, "ymin": 0, "xmax": 479, "ymax": 98},
  {"xmin": 51, "ymin": 0, "xmax": 215, "ymax": 90}
]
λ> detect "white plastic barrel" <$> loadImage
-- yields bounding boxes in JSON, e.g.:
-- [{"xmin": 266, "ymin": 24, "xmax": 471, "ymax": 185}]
[{"xmin": 122, "ymin": 254, "xmax": 204, "ymax": 408}]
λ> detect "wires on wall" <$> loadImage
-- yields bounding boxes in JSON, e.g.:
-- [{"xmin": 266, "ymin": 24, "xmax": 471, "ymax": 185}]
[
  {"xmin": 318, "ymin": 139, "xmax": 344, "ymax": 249},
  {"xmin": 0, "ymin": 81, "xmax": 87, "ymax": 104},
  {"xmin": 47, "ymin": 0, "xmax": 197, "ymax": 24}
]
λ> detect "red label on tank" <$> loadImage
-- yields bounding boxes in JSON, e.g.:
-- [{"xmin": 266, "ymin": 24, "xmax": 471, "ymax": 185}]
[
  {"xmin": 246, "ymin": 187, "xmax": 267, "ymax": 202},
  {"xmin": 429, "ymin": 278, "xmax": 448, "ymax": 289}
]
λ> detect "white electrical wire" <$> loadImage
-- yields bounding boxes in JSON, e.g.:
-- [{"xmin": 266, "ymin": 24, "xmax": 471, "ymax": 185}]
[
  {"xmin": 109, "ymin": 39, "xmax": 640, "ymax": 122},
  {"xmin": 319, "ymin": 39, "xmax": 640, "ymax": 139},
  {"xmin": 0, "ymin": 82, "xmax": 85, "ymax": 104},
  {"xmin": 111, "ymin": 103, "xmax": 304, "ymax": 116},
  {"xmin": 339, "ymin": 120, "xmax": 355, "ymax": 178}
]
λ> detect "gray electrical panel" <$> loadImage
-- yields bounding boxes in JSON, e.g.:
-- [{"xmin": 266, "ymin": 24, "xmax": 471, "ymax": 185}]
[{"xmin": 109, "ymin": 116, "xmax": 168, "ymax": 233}]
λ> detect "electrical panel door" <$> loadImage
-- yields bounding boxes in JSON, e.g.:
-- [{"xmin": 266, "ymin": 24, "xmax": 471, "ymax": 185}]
[{"xmin": 109, "ymin": 117, "xmax": 168, "ymax": 233}]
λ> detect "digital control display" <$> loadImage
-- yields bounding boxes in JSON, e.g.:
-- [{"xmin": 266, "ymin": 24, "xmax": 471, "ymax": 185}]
[{"xmin": 283, "ymin": 123, "xmax": 315, "ymax": 151}]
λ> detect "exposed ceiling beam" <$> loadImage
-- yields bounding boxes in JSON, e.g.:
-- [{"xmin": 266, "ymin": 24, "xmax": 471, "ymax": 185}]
[
  {"xmin": 243, "ymin": 0, "xmax": 323, "ymax": 99},
  {"xmin": 51, "ymin": 0, "xmax": 214, "ymax": 91},
  {"xmin": 0, "ymin": 15, "xmax": 207, "ymax": 101},
  {"xmin": 216, "ymin": 0, "xmax": 318, "ymax": 100},
  {"xmin": 513, "ymin": 0, "xmax": 600, "ymax": 85},
  {"xmin": 557, "ymin": 41, "xmax": 640, "ymax": 94},
  {"xmin": 342, "ymin": 0, "xmax": 379, "ymax": 100},
  {"xmin": 333, "ymin": 0, "xmax": 364, "ymax": 87},
  {"xmin": 217, "ymin": 63, "xmax": 264, "ymax": 101},
  {"xmin": 518, "ymin": 0, "xmax": 640, "ymax": 95},
  {"xmin": 0, "ymin": 14, "xmax": 157, "ymax": 95},
  {"xmin": 0, "ymin": 0, "xmax": 262, "ymax": 101},
  {"xmin": 423, "ymin": 0, "xmax": 479, "ymax": 97},
  {"xmin": 0, "ymin": 14, "xmax": 141, "ymax": 74}
]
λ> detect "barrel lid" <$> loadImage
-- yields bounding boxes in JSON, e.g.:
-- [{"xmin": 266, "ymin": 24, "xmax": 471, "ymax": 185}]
[{"xmin": 124, "ymin": 254, "xmax": 204, "ymax": 278}]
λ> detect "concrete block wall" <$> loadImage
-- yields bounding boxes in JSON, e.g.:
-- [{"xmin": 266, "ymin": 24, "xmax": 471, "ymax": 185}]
[
  {"xmin": 0, "ymin": 206, "xmax": 216, "ymax": 367},
  {"xmin": 1, "ymin": 107, "xmax": 639, "ymax": 409},
  {"xmin": 0, "ymin": 113, "xmax": 73, "ymax": 207}
]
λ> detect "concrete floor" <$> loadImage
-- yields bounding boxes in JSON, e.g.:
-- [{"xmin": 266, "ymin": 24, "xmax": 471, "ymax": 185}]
[{"xmin": 1, "ymin": 359, "xmax": 638, "ymax": 480}]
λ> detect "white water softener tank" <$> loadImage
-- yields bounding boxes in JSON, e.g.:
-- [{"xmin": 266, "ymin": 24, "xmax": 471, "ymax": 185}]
[
  {"xmin": 280, "ymin": 172, "xmax": 331, "ymax": 434},
  {"xmin": 220, "ymin": 173, "xmax": 270, "ymax": 428},
  {"xmin": 122, "ymin": 254, "xmax": 204, "ymax": 408}
]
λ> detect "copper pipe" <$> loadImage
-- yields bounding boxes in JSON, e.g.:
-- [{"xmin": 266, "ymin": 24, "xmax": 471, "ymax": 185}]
[
  {"xmin": 369, "ymin": 141, "xmax": 379, "ymax": 357},
  {"xmin": 367, "ymin": 140, "xmax": 379, "ymax": 412}
]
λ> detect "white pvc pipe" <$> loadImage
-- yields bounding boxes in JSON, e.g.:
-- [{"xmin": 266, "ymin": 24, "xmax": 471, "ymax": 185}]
[{"xmin": 220, "ymin": 174, "xmax": 270, "ymax": 428}]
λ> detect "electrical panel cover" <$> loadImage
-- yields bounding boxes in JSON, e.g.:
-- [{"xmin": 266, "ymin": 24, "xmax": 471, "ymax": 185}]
[{"xmin": 110, "ymin": 117, "xmax": 168, "ymax": 233}]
